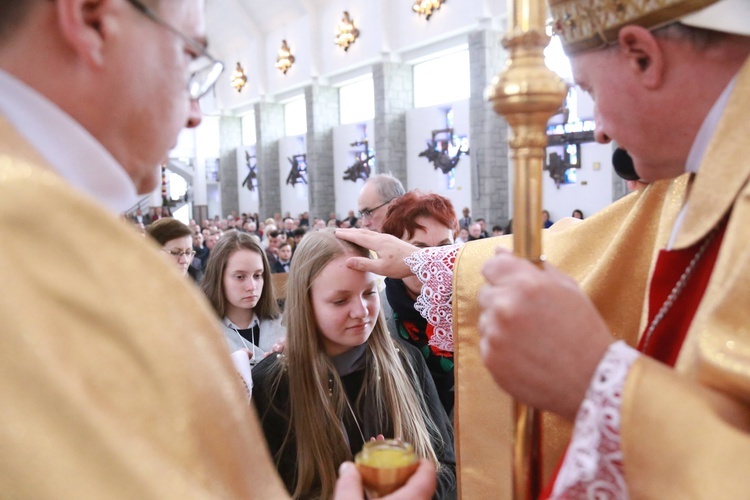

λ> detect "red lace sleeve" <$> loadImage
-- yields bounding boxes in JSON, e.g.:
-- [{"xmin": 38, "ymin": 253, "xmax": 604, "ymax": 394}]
[
  {"xmin": 551, "ymin": 341, "xmax": 639, "ymax": 499},
  {"xmin": 404, "ymin": 245, "xmax": 460, "ymax": 353}
]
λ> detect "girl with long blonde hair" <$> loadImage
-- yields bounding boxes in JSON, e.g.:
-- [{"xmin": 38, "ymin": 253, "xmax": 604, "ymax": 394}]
[{"xmin": 252, "ymin": 230, "xmax": 455, "ymax": 499}]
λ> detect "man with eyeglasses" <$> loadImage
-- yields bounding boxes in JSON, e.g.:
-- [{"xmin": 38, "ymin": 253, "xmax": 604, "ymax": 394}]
[
  {"xmin": 0, "ymin": 0, "xmax": 296, "ymax": 498},
  {"xmin": 357, "ymin": 173, "xmax": 405, "ymax": 232}
]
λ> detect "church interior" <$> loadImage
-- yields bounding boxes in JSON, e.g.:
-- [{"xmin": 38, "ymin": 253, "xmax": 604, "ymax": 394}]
[
  {"xmin": 141, "ymin": 0, "xmax": 629, "ymax": 227},
  {"xmin": 4, "ymin": 0, "xmax": 749, "ymax": 497}
]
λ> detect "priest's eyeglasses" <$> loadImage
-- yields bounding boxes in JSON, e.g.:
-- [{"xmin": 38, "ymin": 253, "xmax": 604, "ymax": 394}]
[
  {"xmin": 164, "ymin": 249, "xmax": 196, "ymax": 259},
  {"xmin": 126, "ymin": 0, "xmax": 224, "ymax": 100}
]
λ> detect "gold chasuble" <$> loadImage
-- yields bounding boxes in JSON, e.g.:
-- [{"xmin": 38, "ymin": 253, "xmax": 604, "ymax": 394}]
[
  {"xmin": 623, "ymin": 56, "xmax": 750, "ymax": 498},
  {"xmin": 0, "ymin": 119, "xmax": 288, "ymax": 498},
  {"xmin": 454, "ymin": 55, "xmax": 750, "ymax": 498},
  {"xmin": 454, "ymin": 176, "xmax": 687, "ymax": 498}
]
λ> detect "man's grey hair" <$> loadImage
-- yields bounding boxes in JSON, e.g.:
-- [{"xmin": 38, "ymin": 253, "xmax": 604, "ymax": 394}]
[
  {"xmin": 365, "ymin": 173, "xmax": 405, "ymax": 204},
  {"xmin": 599, "ymin": 21, "xmax": 728, "ymax": 57},
  {"xmin": 653, "ymin": 22, "xmax": 729, "ymax": 50}
]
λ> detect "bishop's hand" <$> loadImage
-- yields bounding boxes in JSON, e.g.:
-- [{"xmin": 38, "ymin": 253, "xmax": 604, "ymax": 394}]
[
  {"xmin": 335, "ymin": 228, "xmax": 417, "ymax": 279},
  {"xmin": 478, "ymin": 247, "xmax": 614, "ymax": 420}
]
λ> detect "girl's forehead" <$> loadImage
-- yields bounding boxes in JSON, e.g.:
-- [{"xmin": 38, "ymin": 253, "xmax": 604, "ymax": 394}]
[
  {"xmin": 226, "ymin": 248, "xmax": 263, "ymax": 266},
  {"xmin": 232, "ymin": 248, "xmax": 260, "ymax": 257},
  {"xmin": 315, "ymin": 255, "xmax": 375, "ymax": 283}
]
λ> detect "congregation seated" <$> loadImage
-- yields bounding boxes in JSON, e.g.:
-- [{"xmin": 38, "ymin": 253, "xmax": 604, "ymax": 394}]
[
  {"xmin": 263, "ymin": 229, "xmax": 281, "ymax": 268},
  {"xmin": 467, "ymin": 222, "xmax": 485, "ymax": 241},
  {"xmin": 271, "ymin": 242, "xmax": 292, "ymax": 274},
  {"xmin": 291, "ymin": 227, "xmax": 307, "ymax": 253},
  {"xmin": 542, "ymin": 209, "xmax": 554, "ymax": 228},
  {"xmin": 192, "ymin": 230, "xmax": 210, "ymax": 272}
]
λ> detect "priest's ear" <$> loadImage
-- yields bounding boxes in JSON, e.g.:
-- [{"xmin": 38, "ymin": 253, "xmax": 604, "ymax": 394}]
[
  {"xmin": 617, "ymin": 25, "xmax": 665, "ymax": 90},
  {"xmin": 55, "ymin": 0, "xmax": 114, "ymax": 67}
]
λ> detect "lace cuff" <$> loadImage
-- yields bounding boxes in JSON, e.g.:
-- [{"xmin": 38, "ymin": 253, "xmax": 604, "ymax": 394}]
[
  {"xmin": 404, "ymin": 245, "xmax": 460, "ymax": 353},
  {"xmin": 551, "ymin": 341, "xmax": 640, "ymax": 499}
]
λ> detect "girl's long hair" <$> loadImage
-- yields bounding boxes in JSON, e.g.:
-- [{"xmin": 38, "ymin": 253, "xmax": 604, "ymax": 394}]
[
  {"xmin": 200, "ymin": 231, "xmax": 279, "ymax": 321},
  {"xmin": 273, "ymin": 229, "xmax": 440, "ymax": 499}
]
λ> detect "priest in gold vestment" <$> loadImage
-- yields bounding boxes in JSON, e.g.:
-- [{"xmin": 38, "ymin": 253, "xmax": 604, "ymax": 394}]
[
  {"xmin": 0, "ymin": 1, "xmax": 436, "ymax": 498},
  {"xmin": 0, "ymin": 0, "xmax": 288, "ymax": 497},
  {"xmin": 338, "ymin": 0, "xmax": 750, "ymax": 497}
]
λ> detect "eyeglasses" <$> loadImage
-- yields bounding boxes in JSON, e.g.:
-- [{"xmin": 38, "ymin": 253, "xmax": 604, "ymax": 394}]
[
  {"xmin": 163, "ymin": 248, "xmax": 196, "ymax": 259},
  {"xmin": 126, "ymin": 0, "xmax": 224, "ymax": 100},
  {"xmin": 358, "ymin": 201, "xmax": 390, "ymax": 220}
]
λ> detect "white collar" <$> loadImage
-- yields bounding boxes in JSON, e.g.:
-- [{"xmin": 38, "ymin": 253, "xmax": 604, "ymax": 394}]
[
  {"xmin": 0, "ymin": 70, "xmax": 138, "ymax": 214},
  {"xmin": 684, "ymin": 74, "xmax": 738, "ymax": 175},
  {"xmin": 669, "ymin": 74, "xmax": 738, "ymax": 248}
]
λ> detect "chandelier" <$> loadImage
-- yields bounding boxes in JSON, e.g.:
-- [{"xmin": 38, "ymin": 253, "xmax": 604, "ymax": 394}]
[
  {"xmin": 275, "ymin": 40, "xmax": 295, "ymax": 74},
  {"xmin": 412, "ymin": 0, "xmax": 445, "ymax": 20},
  {"xmin": 230, "ymin": 62, "xmax": 247, "ymax": 93},
  {"xmin": 334, "ymin": 11, "xmax": 360, "ymax": 51}
]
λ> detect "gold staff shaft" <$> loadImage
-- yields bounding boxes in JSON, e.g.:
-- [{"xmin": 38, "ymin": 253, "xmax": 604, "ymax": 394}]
[{"xmin": 488, "ymin": 0, "xmax": 567, "ymax": 497}]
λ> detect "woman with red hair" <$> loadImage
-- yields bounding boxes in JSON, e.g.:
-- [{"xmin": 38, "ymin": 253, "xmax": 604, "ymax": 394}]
[{"xmin": 382, "ymin": 191, "xmax": 458, "ymax": 416}]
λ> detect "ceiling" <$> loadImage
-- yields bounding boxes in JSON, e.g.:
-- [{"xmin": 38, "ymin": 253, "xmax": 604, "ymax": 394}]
[
  {"xmin": 207, "ymin": 0, "xmax": 329, "ymax": 39},
  {"xmin": 203, "ymin": 0, "xmax": 506, "ymax": 109}
]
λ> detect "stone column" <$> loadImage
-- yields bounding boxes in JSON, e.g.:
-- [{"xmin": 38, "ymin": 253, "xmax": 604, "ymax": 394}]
[
  {"xmin": 373, "ymin": 62, "xmax": 412, "ymax": 187},
  {"xmin": 305, "ymin": 84, "xmax": 339, "ymax": 220},
  {"xmin": 469, "ymin": 29, "xmax": 510, "ymax": 228},
  {"xmin": 219, "ymin": 116, "xmax": 242, "ymax": 217},
  {"xmin": 254, "ymin": 102, "xmax": 284, "ymax": 219}
]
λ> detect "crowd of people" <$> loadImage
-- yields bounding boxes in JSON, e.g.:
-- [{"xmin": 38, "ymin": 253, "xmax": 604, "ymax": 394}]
[{"xmin": 134, "ymin": 199, "xmax": 557, "ymax": 282}]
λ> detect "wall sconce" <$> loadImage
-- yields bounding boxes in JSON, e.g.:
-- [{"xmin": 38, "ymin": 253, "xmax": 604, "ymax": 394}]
[
  {"xmin": 230, "ymin": 62, "xmax": 247, "ymax": 93},
  {"xmin": 412, "ymin": 0, "xmax": 445, "ymax": 20},
  {"xmin": 334, "ymin": 11, "xmax": 359, "ymax": 51},
  {"xmin": 275, "ymin": 40, "xmax": 295, "ymax": 74}
]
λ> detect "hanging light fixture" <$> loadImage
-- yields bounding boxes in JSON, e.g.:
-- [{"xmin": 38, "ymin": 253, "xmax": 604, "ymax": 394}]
[
  {"xmin": 412, "ymin": 0, "xmax": 445, "ymax": 20},
  {"xmin": 230, "ymin": 62, "xmax": 247, "ymax": 93},
  {"xmin": 334, "ymin": 11, "xmax": 360, "ymax": 51},
  {"xmin": 275, "ymin": 40, "xmax": 295, "ymax": 74}
]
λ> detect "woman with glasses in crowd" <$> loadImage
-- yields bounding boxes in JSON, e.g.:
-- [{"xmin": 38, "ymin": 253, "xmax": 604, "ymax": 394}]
[{"xmin": 146, "ymin": 218, "xmax": 201, "ymax": 282}]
